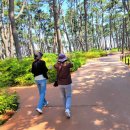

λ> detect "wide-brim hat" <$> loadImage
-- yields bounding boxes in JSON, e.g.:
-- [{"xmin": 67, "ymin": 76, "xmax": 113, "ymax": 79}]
[{"xmin": 58, "ymin": 53, "xmax": 67, "ymax": 62}]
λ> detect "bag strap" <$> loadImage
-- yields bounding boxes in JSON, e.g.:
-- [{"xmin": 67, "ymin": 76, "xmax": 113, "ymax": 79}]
[{"xmin": 56, "ymin": 63, "xmax": 63, "ymax": 81}]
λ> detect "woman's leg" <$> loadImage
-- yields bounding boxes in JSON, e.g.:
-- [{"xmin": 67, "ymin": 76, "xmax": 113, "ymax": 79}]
[
  {"xmin": 60, "ymin": 86, "xmax": 66, "ymax": 108},
  {"xmin": 65, "ymin": 84, "xmax": 72, "ymax": 111},
  {"xmin": 37, "ymin": 79, "xmax": 47, "ymax": 110}
]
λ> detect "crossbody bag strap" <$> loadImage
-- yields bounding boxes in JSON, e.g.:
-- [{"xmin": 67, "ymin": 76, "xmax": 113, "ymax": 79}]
[{"xmin": 56, "ymin": 63, "xmax": 63, "ymax": 81}]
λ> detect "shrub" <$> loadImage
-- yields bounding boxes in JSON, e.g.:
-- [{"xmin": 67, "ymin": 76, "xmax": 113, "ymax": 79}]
[
  {"xmin": 0, "ymin": 58, "xmax": 33, "ymax": 87},
  {"xmin": 123, "ymin": 55, "xmax": 130, "ymax": 65},
  {"xmin": 48, "ymin": 68, "xmax": 57, "ymax": 83},
  {"xmin": 0, "ymin": 91, "xmax": 19, "ymax": 125},
  {"xmin": 85, "ymin": 51, "xmax": 100, "ymax": 58},
  {"xmin": 0, "ymin": 92, "xmax": 19, "ymax": 115},
  {"xmin": 110, "ymin": 48, "xmax": 118, "ymax": 53},
  {"xmin": 99, "ymin": 50, "xmax": 107, "ymax": 57},
  {"xmin": 15, "ymin": 73, "xmax": 34, "ymax": 85},
  {"xmin": 71, "ymin": 59, "xmax": 81, "ymax": 72},
  {"xmin": 85, "ymin": 50, "xmax": 107, "ymax": 58}
]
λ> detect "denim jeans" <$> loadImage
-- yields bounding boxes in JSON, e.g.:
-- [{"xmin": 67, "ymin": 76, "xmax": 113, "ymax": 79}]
[
  {"xmin": 60, "ymin": 84, "xmax": 72, "ymax": 111},
  {"xmin": 35, "ymin": 79, "xmax": 47, "ymax": 110}
]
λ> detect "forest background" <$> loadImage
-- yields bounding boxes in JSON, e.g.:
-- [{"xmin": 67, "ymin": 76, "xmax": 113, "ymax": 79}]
[{"xmin": 0, "ymin": 0, "xmax": 130, "ymax": 60}]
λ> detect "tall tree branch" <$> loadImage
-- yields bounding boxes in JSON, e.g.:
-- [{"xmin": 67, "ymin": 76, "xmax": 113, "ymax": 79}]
[
  {"xmin": 15, "ymin": 0, "xmax": 26, "ymax": 19},
  {"xmin": 122, "ymin": 0, "xmax": 129, "ymax": 12}
]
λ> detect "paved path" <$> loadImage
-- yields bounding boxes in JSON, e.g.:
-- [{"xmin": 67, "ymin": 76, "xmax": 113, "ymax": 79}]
[{"xmin": 1, "ymin": 54, "xmax": 130, "ymax": 130}]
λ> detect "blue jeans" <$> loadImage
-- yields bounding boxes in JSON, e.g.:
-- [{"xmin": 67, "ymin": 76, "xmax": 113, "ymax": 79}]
[
  {"xmin": 60, "ymin": 84, "xmax": 72, "ymax": 111},
  {"xmin": 35, "ymin": 79, "xmax": 47, "ymax": 110}
]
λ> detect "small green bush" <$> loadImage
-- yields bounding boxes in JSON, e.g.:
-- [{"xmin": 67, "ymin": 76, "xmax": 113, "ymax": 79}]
[
  {"xmin": 15, "ymin": 73, "xmax": 35, "ymax": 85},
  {"xmin": 71, "ymin": 59, "xmax": 81, "ymax": 71},
  {"xmin": 110, "ymin": 48, "xmax": 118, "ymax": 53},
  {"xmin": 0, "ymin": 58, "xmax": 33, "ymax": 87},
  {"xmin": 123, "ymin": 55, "xmax": 130, "ymax": 65},
  {"xmin": 99, "ymin": 50, "xmax": 107, "ymax": 57},
  {"xmin": 85, "ymin": 51, "xmax": 100, "ymax": 58},
  {"xmin": 85, "ymin": 50, "xmax": 107, "ymax": 58},
  {"xmin": 48, "ymin": 68, "xmax": 57, "ymax": 83},
  {"xmin": 0, "ymin": 92, "xmax": 19, "ymax": 115}
]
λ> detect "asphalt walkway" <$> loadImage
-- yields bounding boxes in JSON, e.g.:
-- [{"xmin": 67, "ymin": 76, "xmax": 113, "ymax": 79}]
[{"xmin": 1, "ymin": 54, "xmax": 130, "ymax": 130}]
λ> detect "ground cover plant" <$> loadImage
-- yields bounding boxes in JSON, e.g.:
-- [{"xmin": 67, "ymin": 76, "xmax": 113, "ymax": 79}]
[{"xmin": 0, "ymin": 90, "xmax": 19, "ymax": 125}]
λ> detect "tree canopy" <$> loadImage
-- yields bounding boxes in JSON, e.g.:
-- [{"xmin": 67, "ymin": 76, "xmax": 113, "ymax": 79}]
[{"xmin": 0, "ymin": 0, "xmax": 130, "ymax": 59}]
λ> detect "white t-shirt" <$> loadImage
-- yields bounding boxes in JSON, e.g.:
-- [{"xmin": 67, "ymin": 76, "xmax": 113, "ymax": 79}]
[{"xmin": 34, "ymin": 75, "xmax": 45, "ymax": 80}]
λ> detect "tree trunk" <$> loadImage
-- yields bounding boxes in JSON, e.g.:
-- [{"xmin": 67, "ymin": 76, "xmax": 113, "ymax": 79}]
[
  {"xmin": 9, "ymin": 0, "xmax": 22, "ymax": 60},
  {"xmin": 109, "ymin": 13, "xmax": 112, "ymax": 49},
  {"xmin": 53, "ymin": 32, "xmax": 57, "ymax": 53},
  {"xmin": 115, "ymin": 30, "xmax": 119, "ymax": 51},
  {"xmin": 124, "ymin": 18, "xmax": 128, "ymax": 50},
  {"xmin": 101, "ymin": 1, "xmax": 107, "ymax": 50},
  {"xmin": 92, "ymin": 14, "xmax": 95, "ymax": 48},
  {"xmin": 52, "ymin": 0, "xmax": 62, "ymax": 54},
  {"xmin": 62, "ymin": 16, "xmax": 72, "ymax": 52},
  {"xmin": 9, "ymin": 23, "xmax": 14, "ymax": 57},
  {"xmin": 0, "ymin": 1, "xmax": 10, "ymax": 58},
  {"xmin": 122, "ymin": 18, "xmax": 125, "ymax": 54},
  {"xmin": 84, "ymin": 0, "xmax": 88, "ymax": 51},
  {"xmin": 70, "ymin": 2, "xmax": 75, "ymax": 51},
  {"xmin": 95, "ymin": 11, "xmax": 100, "ymax": 49},
  {"xmin": 122, "ymin": 0, "xmax": 130, "ymax": 20},
  {"xmin": 27, "ymin": 7, "xmax": 35, "ymax": 55}
]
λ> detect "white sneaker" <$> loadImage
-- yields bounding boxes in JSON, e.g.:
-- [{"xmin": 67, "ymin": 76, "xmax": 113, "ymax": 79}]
[
  {"xmin": 36, "ymin": 108, "xmax": 42, "ymax": 114},
  {"xmin": 44, "ymin": 101, "xmax": 49, "ymax": 107},
  {"xmin": 65, "ymin": 109, "xmax": 71, "ymax": 119}
]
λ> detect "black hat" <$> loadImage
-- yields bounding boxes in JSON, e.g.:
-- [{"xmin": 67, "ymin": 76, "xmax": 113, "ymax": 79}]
[{"xmin": 34, "ymin": 52, "xmax": 43, "ymax": 60}]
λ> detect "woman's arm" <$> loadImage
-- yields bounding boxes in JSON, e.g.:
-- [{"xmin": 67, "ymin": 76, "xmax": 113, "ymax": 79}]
[{"xmin": 42, "ymin": 61, "xmax": 48, "ymax": 72}]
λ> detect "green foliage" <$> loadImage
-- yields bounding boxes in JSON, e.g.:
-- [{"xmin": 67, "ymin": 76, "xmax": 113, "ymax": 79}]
[
  {"xmin": 43, "ymin": 53, "xmax": 57, "ymax": 66},
  {"xmin": 86, "ymin": 49, "xmax": 107, "ymax": 58},
  {"xmin": 0, "ymin": 51, "xmax": 107, "ymax": 87},
  {"xmin": 0, "ymin": 58, "xmax": 33, "ymax": 87},
  {"xmin": 43, "ymin": 53, "xmax": 58, "ymax": 83},
  {"xmin": 48, "ymin": 68, "xmax": 57, "ymax": 83},
  {"xmin": 71, "ymin": 59, "xmax": 81, "ymax": 71},
  {"xmin": 0, "ymin": 92, "xmax": 19, "ymax": 115},
  {"xmin": 85, "ymin": 51, "xmax": 100, "ymax": 58},
  {"xmin": 15, "ymin": 73, "xmax": 34, "ymax": 85},
  {"xmin": 67, "ymin": 52, "xmax": 86, "ymax": 71},
  {"xmin": 123, "ymin": 55, "xmax": 130, "ymax": 65},
  {"xmin": 110, "ymin": 48, "xmax": 118, "ymax": 53}
]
